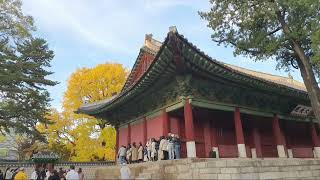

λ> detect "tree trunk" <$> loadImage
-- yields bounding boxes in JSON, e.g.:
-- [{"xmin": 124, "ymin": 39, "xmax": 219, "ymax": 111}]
[
  {"xmin": 275, "ymin": 7, "xmax": 320, "ymax": 123},
  {"xmin": 294, "ymin": 46, "xmax": 320, "ymax": 123}
]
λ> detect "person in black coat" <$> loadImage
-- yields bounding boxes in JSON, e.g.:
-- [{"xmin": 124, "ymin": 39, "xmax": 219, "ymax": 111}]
[
  {"xmin": 48, "ymin": 170, "xmax": 60, "ymax": 180},
  {"xmin": 0, "ymin": 170, "xmax": 4, "ymax": 180}
]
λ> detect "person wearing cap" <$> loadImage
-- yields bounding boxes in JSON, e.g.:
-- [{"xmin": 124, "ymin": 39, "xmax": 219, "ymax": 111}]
[{"xmin": 13, "ymin": 167, "xmax": 27, "ymax": 180}]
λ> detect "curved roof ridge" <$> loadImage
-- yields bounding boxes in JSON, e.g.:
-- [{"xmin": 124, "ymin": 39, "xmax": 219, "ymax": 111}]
[{"xmin": 224, "ymin": 63, "xmax": 306, "ymax": 91}]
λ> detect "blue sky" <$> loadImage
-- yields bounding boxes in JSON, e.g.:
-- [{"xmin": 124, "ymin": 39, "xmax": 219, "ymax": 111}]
[{"xmin": 22, "ymin": 0, "xmax": 303, "ymax": 111}]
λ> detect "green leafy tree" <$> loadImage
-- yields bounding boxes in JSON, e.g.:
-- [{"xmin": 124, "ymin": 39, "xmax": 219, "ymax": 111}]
[
  {"xmin": 200, "ymin": 0, "xmax": 320, "ymax": 122},
  {"xmin": 0, "ymin": 0, "xmax": 57, "ymax": 139}
]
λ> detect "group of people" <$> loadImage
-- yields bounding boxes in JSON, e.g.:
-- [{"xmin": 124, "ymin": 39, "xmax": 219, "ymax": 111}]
[
  {"xmin": 0, "ymin": 165, "xmax": 84, "ymax": 180},
  {"xmin": 117, "ymin": 133, "xmax": 181, "ymax": 164}
]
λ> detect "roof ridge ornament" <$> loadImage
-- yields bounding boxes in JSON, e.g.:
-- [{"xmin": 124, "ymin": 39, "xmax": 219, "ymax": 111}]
[{"xmin": 169, "ymin": 26, "xmax": 178, "ymax": 33}]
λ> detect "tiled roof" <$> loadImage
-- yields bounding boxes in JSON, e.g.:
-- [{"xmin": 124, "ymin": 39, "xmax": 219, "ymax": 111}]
[
  {"xmin": 77, "ymin": 29, "xmax": 308, "ymax": 115},
  {"xmin": 145, "ymin": 34, "xmax": 307, "ymax": 93}
]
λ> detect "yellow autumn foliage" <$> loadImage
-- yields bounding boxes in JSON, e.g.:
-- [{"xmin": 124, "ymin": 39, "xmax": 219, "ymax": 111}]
[
  {"xmin": 41, "ymin": 63, "xmax": 127, "ymax": 161},
  {"xmin": 0, "ymin": 135, "xmax": 6, "ymax": 143}
]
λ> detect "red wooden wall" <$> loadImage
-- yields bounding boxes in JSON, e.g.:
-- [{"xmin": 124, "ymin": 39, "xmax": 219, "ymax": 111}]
[
  {"xmin": 119, "ymin": 127, "xmax": 128, "ymax": 147},
  {"xmin": 169, "ymin": 117, "xmax": 180, "ymax": 135},
  {"xmin": 130, "ymin": 122, "xmax": 144, "ymax": 144},
  {"xmin": 259, "ymin": 118, "xmax": 278, "ymax": 157},
  {"xmin": 285, "ymin": 121, "xmax": 313, "ymax": 158},
  {"xmin": 215, "ymin": 113, "xmax": 238, "ymax": 158},
  {"xmin": 194, "ymin": 117, "xmax": 205, "ymax": 158},
  {"xmin": 146, "ymin": 115, "xmax": 164, "ymax": 140}
]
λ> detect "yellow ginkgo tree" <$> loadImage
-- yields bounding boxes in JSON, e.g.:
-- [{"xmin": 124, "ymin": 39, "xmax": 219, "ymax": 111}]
[{"xmin": 40, "ymin": 63, "xmax": 127, "ymax": 161}]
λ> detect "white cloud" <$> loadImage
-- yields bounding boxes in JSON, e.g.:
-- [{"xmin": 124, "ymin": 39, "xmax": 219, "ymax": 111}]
[{"xmin": 22, "ymin": 0, "xmax": 205, "ymax": 55}]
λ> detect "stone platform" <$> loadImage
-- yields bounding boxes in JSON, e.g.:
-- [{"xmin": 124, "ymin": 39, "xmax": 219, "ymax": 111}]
[{"xmin": 96, "ymin": 158, "xmax": 320, "ymax": 179}]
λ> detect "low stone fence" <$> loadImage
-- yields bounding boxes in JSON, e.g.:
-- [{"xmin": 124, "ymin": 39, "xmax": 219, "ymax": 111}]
[
  {"xmin": 96, "ymin": 158, "xmax": 320, "ymax": 179},
  {"xmin": 0, "ymin": 161, "xmax": 114, "ymax": 179}
]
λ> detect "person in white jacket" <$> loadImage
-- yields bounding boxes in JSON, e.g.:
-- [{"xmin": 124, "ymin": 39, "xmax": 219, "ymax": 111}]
[
  {"xmin": 146, "ymin": 139, "xmax": 151, "ymax": 161},
  {"xmin": 66, "ymin": 165, "xmax": 79, "ymax": 180},
  {"xmin": 151, "ymin": 138, "xmax": 156, "ymax": 161}
]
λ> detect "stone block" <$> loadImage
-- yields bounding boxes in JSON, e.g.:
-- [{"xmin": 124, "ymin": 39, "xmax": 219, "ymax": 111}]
[
  {"xmin": 303, "ymin": 159, "xmax": 317, "ymax": 165},
  {"xmin": 192, "ymin": 169, "xmax": 200, "ymax": 179},
  {"xmin": 259, "ymin": 172, "xmax": 284, "ymax": 179},
  {"xmin": 260, "ymin": 159, "xmax": 277, "ymax": 167},
  {"xmin": 177, "ymin": 172, "xmax": 192, "ymax": 179},
  {"xmin": 240, "ymin": 167, "xmax": 256, "ymax": 173},
  {"xmin": 240, "ymin": 173, "xmax": 259, "ymax": 179},
  {"xmin": 207, "ymin": 160, "xmax": 226, "ymax": 167},
  {"xmin": 196, "ymin": 162, "xmax": 208, "ymax": 168},
  {"xmin": 226, "ymin": 159, "xmax": 253, "ymax": 167},
  {"xmin": 199, "ymin": 168, "xmax": 220, "ymax": 174},
  {"xmin": 231, "ymin": 173, "xmax": 241, "ymax": 179},
  {"xmin": 281, "ymin": 171, "xmax": 298, "ymax": 178},
  {"xmin": 199, "ymin": 173, "xmax": 218, "ymax": 179},
  {"xmin": 310, "ymin": 165, "xmax": 320, "ymax": 170},
  {"xmin": 231, "ymin": 173, "xmax": 259, "ymax": 180},
  {"xmin": 217, "ymin": 174, "xmax": 231, "ymax": 180},
  {"xmin": 258, "ymin": 166, "xmax": 280, "ymax": 172},
  {"xmin": 312, "ymin": 170, "xmax": 320, "ymax": 176},
  {"xmin": 279, "ymin": 166, "xmax": 303, "ymax": 172},
  {"xmin": 176, "ymin": 165, "xmax": 189, "ymax": 172},
  {"xmin": 220, "ymin": 167, "xmax": 239, "ymax": 174},
  {"xmin": 292, "ymin": 160, "xmax": 312, "ymax": 166},
  {"xmin": 164, "ymin": 166, "xmax": 176, "ymax": 173},
  {"xmin": 301, "ymin": 165, "xmax": 311, "ymax": 170},
  {"xmin": 296, "ymin": 170, "xmax": 313, "ymax": 178}
]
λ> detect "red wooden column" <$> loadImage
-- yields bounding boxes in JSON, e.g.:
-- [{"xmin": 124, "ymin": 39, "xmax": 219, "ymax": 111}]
[
  {"xmin": 115, "ymin": 127, "xmax": 119, "ymax": 161},
  {"xmin": 162, "ymin": 110, "xmax": 170, "ymax": 136},
  {"xmin": 234, "ymin": 107, "xmax": 247, "ymax": 157},
  {"xmin": 310, "ymin": 122, "xmax": 320, "ymax": 158},
  {"xmin": 272, "ymin": 114, "xmax": 287, "ymax": 158},
  {"xmin": 184, "ymin": 99, "xmax": 196, "ymax": 157},
  {"xmin": 127, "ymin": 123, "xmax": 131, "ymax": 144},
  {"xmin": 143, "ymin": 117, "xmax": 147, "ymax": 144},
  {"xmin": 252, "ymin": 122, "xmax": 262, "ymax": 158},
  {"xmin": 203, "ymin": 120, "xmax": 212, "ymax": 157}
]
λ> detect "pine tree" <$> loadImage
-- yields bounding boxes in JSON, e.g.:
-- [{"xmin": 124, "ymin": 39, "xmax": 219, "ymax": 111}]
[
  {"xmin": 200, "ymin": 0, "xmax": 320, "ymax": 122},
  {"xmin": 0, "ymin": 0, "xmax": 57, "ymax": 139}
]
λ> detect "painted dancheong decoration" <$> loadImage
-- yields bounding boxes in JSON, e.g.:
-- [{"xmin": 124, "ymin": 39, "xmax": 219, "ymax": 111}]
[{"xmin": 290, "ymin": 105, "xmax": 313, "ymax": 117}]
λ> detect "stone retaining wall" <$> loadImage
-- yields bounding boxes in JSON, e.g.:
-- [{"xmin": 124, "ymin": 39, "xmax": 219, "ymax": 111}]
[{"xmin": 96, "ymin": 158, "xmax": 320, "ymax": 179}]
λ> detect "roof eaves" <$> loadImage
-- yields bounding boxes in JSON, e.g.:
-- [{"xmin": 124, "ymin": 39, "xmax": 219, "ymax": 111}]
[{"xmin": 175, "ymin": 33, "xmax": 308, "ymax": 97}]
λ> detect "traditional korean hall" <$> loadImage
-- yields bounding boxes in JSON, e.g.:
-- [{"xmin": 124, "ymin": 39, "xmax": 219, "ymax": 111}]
[{"xmin": 78, "ymin": 27, "xmax": 319, "ymax": 159}]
